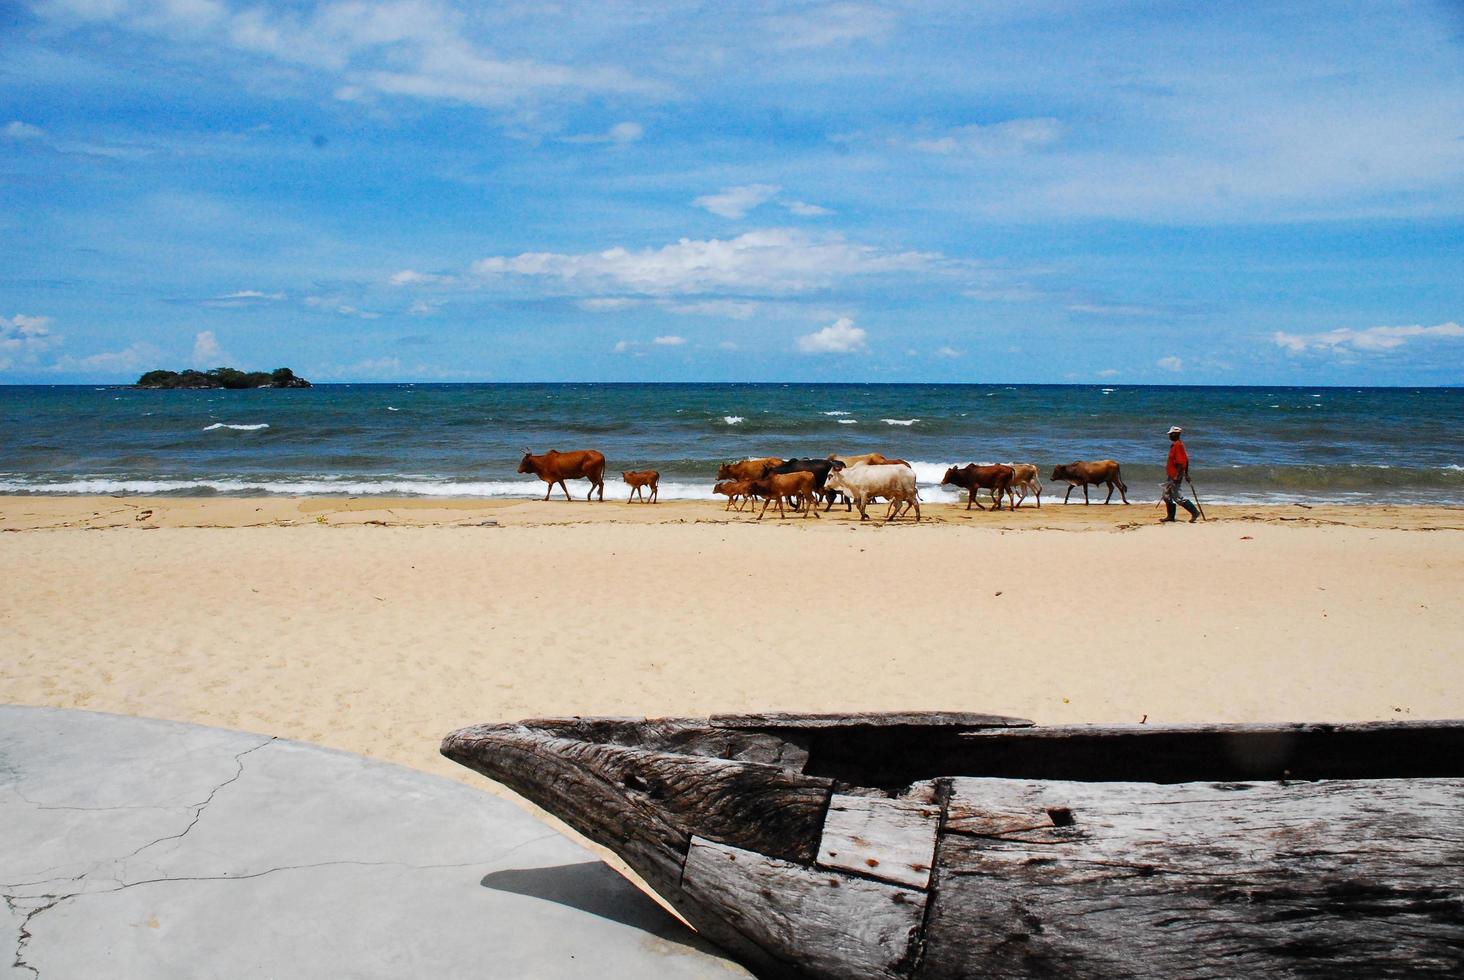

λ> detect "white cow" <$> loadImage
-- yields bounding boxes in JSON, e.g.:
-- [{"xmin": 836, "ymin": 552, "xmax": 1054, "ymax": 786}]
[
  {"xmin": 1008, "ymin": 463, "xmax": 1043, "ymax": 508},
  {"xmin": 825, "ymin": 463, "xmax": 921, "ymax": 522}
]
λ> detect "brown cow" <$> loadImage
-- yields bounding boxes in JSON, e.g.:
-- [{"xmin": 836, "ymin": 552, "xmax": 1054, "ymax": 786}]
[
  {"xmin": 713, "ymin": 479, "xmax": 757, "ymax": 511},
  {"xmin": 1049, "ymin": 460, "xmax": 1129, "ymax": 504},
  {"xmin": 622, "ymin": 470, "xmax": 659, "ymax": 503},
  {"xmin": 715, "ymin": 457, "xmax": 784, "ymax": 482},
  {"xmin": 749, "ymin": 471, "xmax": 821, "ymax": 520},
  {"xmin": 517, "ymin": 449, "xmax": 606, "ymax": 501},
  {"xmin": 941, "ymin": 463, "xmax": 1016, "ymax": 512}
]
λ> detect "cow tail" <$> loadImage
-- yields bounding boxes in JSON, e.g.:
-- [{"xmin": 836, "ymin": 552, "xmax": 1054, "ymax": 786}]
[{"xmin": 1116, "ymin": 466, "xmax": 1127, "ymax": 492}]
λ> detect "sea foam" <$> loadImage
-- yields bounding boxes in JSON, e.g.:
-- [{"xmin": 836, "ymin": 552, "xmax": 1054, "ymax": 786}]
[{"xmin": 203, "ymin": 422, "xmax": 269, "ymax": 431}]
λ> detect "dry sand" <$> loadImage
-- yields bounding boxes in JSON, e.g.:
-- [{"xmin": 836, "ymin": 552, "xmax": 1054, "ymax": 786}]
[{"xmin": 3, "ymin": 494, "xmax": 1462, "ymax": 794}]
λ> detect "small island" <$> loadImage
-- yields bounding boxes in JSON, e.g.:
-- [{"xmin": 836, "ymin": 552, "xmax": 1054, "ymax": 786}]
[{"xmin": 135, "ymin": 367, "xmax": 312, "ymax": 389}]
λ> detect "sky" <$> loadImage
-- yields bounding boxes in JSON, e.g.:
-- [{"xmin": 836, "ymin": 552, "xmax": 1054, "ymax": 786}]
[{"xmin": 2, "ymin": 0, "xmax": 1463, "ymax": 385}]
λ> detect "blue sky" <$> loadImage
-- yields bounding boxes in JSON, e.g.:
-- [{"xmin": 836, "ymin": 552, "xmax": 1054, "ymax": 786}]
[{"xmin": 3, "ymin": 0, "xmax": 1463, "ymax": 384}]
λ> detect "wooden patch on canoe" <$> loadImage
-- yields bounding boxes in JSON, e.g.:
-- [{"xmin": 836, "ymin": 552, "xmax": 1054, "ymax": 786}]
[
  {"xmin": 682, "ymin": 837, "xmax": 926, "ymax": 980},
  {"xmin": 817, "ymin": 795, "xmax": 940, "ymax": 889}
]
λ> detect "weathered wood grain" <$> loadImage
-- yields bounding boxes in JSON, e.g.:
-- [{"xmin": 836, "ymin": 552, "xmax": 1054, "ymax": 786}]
[
  {"xmin": 683, "ymin": 837, "xmax": 927, "ymax": 980},
  {"xmin": 516, "ymin": 715, "xmax": 812, "ymax": 768},
  {"xmin": 711, "ymin": 711, "xmax": 1033, "ymax": 730},
  {"xmin": 918, "ymin": 776, "xmax": 1464, "ymax": 978},
  {"xmin": 817, "ymin": 795, "xmax": 940, "ymax": 889},
  {"xmin": 442, "ymin": 725, "xmax": 832, "ymax": 865}
]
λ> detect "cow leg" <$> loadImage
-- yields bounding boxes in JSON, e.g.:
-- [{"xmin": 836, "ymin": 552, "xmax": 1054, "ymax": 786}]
[
  {"xmin": 650, "ymin": 485, "xmax": 658, "ymax": 504},
  {"xmin": 1063, "ymin": 485, "xmax": 1073, "ymax": 504},
  {"xmin": 543, "ymin": 481, "xmax": 552, "ymax": 502},
  {"xmin": 1083, "ymin": 484, "xmax": 1090, "ymax": 505},
  {"xmin": 1103, "ymin": 483, "xmax": 1114, "ymax": 504}
]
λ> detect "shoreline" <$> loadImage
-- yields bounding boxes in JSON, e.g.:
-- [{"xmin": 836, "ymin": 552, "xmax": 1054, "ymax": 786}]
[{"xmin": 3, "ymin": 494, "xmax": 1463, "ymax": 531}]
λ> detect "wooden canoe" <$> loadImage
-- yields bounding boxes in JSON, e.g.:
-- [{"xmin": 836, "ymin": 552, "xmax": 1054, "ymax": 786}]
[{"xmin": 442, "ymin": 712, "xmax": 1464, "ymax": 979}]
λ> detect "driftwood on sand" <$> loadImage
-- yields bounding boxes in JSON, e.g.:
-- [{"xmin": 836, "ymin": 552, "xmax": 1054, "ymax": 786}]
[{"xmin": 442, "ymin": 713, "xmax": 1464, "ymax": 979}]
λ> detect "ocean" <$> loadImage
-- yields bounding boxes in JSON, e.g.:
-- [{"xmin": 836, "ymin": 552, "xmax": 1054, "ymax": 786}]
[{"xmin": 1, "ymin": 383, "xmax": 1460, "ymax": 505}]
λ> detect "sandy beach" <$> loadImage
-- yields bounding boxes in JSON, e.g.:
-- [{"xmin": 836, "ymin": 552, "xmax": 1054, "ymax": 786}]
[{"xmin": 4, "ymin": 494, "xmax": 1462, "ymax": 790}]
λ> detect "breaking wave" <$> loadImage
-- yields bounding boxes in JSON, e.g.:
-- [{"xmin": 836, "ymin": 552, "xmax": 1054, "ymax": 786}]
[{"xmin": 203, "ymin": 422, "xmax": 269, "ymax": 431}]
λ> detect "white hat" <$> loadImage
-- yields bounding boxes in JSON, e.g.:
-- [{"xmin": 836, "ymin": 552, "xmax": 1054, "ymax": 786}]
[{"xmin": 1167, "ymin": 426, "xmax": 1183, "ymax": 435}]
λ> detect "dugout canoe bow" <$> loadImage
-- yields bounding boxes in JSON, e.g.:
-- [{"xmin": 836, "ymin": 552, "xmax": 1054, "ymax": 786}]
[{"xmin": 442, "ymin": 712, "xmax": 1464, "ymax": 979}]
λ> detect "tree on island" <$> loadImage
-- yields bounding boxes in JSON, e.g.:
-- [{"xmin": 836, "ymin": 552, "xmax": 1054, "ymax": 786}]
[{"xmin": 135, "ymin": 367, "xmax": 312, "ymax": 389}]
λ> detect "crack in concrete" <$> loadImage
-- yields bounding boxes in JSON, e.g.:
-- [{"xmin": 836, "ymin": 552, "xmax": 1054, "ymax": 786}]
[
  {"xmin": 119, "ymin": 738, "xmax": 276, "ymax": 866},
  {"xmin": 7, "ymin": 891, "xmax": 71, "ymax": 980},
  {"xmin": 8, "ymin": 784, "xmax": 196, "ymax": 814},
  {"xmin": 5, "ymin": 737, "xmax": 275, "ymax": 978},
  {"xmin": 3, "ymin": 731, "xmax": 574, "ymax": 978}
]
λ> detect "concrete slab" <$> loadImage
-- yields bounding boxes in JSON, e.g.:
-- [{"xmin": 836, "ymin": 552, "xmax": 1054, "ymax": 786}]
[{"xmin": 0, "ymin": 706, "xmax": 749, "ymax": 979}]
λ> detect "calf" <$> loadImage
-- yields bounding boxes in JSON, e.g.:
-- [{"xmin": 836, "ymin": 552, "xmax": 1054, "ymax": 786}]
[
  {"xmin": 941, "ymin": 463, "xmax": 1016, "ymax": 512},
  {"xmin": 713, "ymin": 479, "xmax": 756, "ymax": 511},
  {"xmin": 750, "ymin": 471, "xmax": 821, "ymax": 520},
  {"xmin": 622, "ymin": 470, "xmax": 659, "ymax": 503},
  {"xmin": 826, "ymin": 463, "xmax": 921, "ymax": 522},
  {"xmin": 1050, "ymin": 460, "xmax": 1129, "ymax": 504}
]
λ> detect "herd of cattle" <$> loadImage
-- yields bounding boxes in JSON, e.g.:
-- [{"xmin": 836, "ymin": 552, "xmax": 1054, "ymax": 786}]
[{"xmin": 518, "ymin": 448, "xmax": 1132, "ymax": 521}]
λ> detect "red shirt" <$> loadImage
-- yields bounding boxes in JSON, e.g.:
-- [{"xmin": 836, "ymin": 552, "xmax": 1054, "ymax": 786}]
[{"xmin": 1166, "ymin": 440, "xmax": 1189, "ymax": 479}]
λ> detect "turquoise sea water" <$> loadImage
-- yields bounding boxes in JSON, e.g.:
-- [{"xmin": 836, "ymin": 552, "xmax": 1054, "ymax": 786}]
[{"xmin": 1, "ymin": 383, "xmax": 1460, "ymax": 504}]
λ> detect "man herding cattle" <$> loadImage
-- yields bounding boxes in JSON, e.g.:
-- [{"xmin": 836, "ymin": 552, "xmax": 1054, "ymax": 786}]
[{"xmin": 1160, "ymin": 426, "xmax": 1201, "ymax": 523}]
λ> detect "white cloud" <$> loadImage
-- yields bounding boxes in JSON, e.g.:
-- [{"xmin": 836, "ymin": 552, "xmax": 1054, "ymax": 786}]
[
  {"xmin": 1273, "ymin": 321, "xmax": 1464, "ymax": 354},
  {"xmin": 1069, "ymin": 302, "xmax": 1167, "ymax": 317},
  {"xmin": 4, "ymin": 121, "xmax": 45, "ymax": 140},
  {"xmin": 561, "ymin": 121, "xmax": 644, "ymax": 144},
  {"xmin": 191, "ymin": 330, "xmax": 227, "ymax": 366},
  {"xmin": 718, "ymin": 340, "xmax": 738, "ymax": 351},
  {"xmin": 662, "ymin": 299, "xmax": 761, "ymax": 320},
  {"xmin": 221, "ymin": 289, "xmax": 284, "ymax": 300},
  {"xmin": 767, "ymin": 3, "xmax": 895, "ymax": 49},
  {"xmin": 1157, "ymin": 356, "xmax": 1183, "ymax": 372},
  {"xmin": 390, "ymin": 269, "xmax": 455, "ymax": 286},
  {"xmin": 472, "ymin": 228, "xmax": 937, "ymax": 296},
  {"xmin": 612, "ymin": 339, "xmax": 631, "ymax": 353},
  {"xmin": 652, "ymin": 335, "xmax": 686, "ymax": 346},
  {"xmin": 1097, "ymin": 368, "xmax": 1120, "ymax": 378},
  {"xmin": 785, "ymin": 200, "xmax": 832, "ymax": 217},
  {"xmin": 908, "ymin": 118, "xmax": 1063, "ymax": 157},
  {"xmin": 0, "ymin": 313, "xmax": 58, "ymax": 369},
  {"xmin": 204, "ymin": 289, "xmax": 287, "ymax": 307},
  {"xmin": 797, "ymin": 316, "xmax": 867, "ymax": 354},
  {"xmin": 322, "ymin": 356, "xmax": 403, "ymax": 378},
  {"xmin": 407, "ymin": 300, "xmax": 439, "ymax": 316},
  {"xmin": 577, "ymin": 297, "xmax": 642, "ymax": 312},
  {"xmin": 936, "ymin": 346, "xmax": 961, "ymax": 358},
  {"xmin": 43, "ymin": 0, "xmax": 665, "ymax": 113},
  {"xmin": 305, "ymin": 296, "xmax": 382, "ymax": 318},
  {"xmin": 693, "ymin": 184, "xmax": 781, "ymax": 219},
  {"xmin": 47, "ymin": 341, "xmax": 164, "ymax": 375}
]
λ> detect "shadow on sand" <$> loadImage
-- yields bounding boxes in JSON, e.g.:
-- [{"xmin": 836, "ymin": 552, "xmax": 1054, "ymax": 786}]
[{"xmin": 480, "ymin": 861, "xmax": 730, "ymax": 960}]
